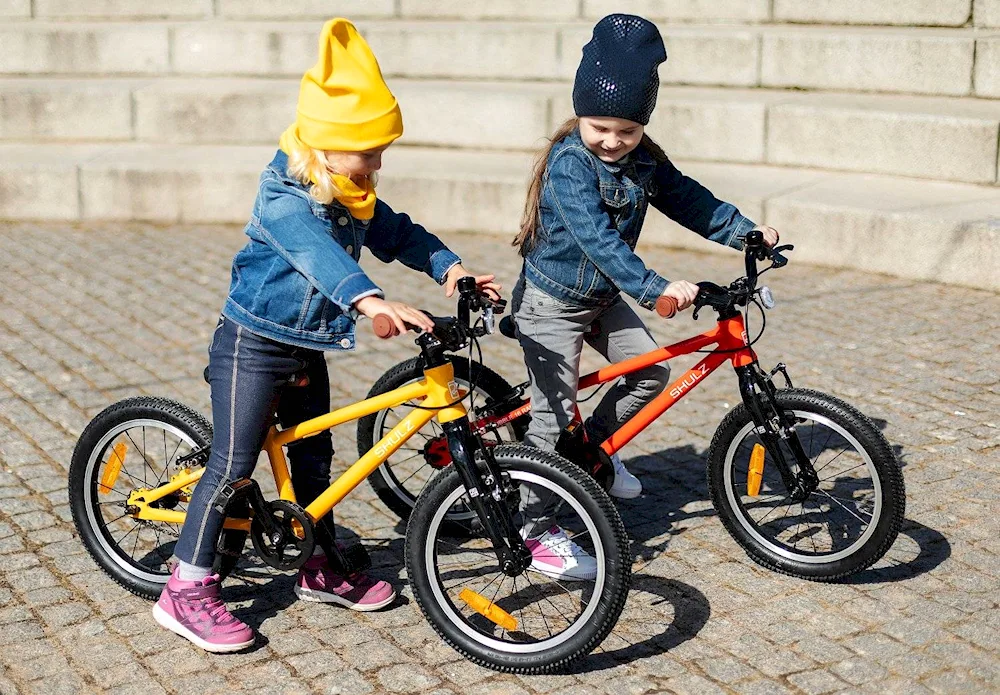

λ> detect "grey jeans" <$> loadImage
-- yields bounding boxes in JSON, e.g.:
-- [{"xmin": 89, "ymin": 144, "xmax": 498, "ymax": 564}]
[
  {"xmin": 513, "ymin": 277, "xmax": 670, "ymax": 451},
  {"xmin": 511, "ymin": 278, "xmax": 669, "ymax": 531}
]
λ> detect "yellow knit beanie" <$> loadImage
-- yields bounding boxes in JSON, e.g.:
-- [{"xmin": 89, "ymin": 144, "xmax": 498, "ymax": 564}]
[{"xmin": 281, "ymin": 18, "xmax": 403, "ymax": 152}]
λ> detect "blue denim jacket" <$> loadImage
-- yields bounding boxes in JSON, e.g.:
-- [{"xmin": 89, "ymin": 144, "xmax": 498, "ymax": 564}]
[
  {"xmin": 523, "ymin": 129, "xmax": 756, "ymax": 310},
  {"xmin": 223, "ymin": 150, "xmax": 461, "ymax": 351}
]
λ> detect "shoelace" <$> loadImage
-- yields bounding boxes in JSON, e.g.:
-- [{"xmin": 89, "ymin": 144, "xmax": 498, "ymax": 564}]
[
  {"xmin": 203, "ymin": 596, "xmax": 239, "ymax": 625},
  {"xmin": 541, "ymin": 530, "xmax": 585, "ymax": 558}
]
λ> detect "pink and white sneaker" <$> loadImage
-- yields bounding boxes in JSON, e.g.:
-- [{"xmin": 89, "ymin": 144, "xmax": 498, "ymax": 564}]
[
  {"xmin": 152, "ymin": 568, "xmax": 255, "ymax": 653},
  {"xmin": 294, "ymin": 555, "xmax": 396, "ymax": 611},
  {"xmin": 523, "ymin": 525, "xmax": 598, "ymax": 581}
]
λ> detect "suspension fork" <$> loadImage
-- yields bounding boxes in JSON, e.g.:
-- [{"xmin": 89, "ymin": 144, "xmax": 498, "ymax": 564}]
[
  {"xmin": 735, "ymin": 365, "xmax": 818, "ymax": 500},
  {"xmin": 441, "ymin": 418, "xmax": 531, "ymax": 576}
]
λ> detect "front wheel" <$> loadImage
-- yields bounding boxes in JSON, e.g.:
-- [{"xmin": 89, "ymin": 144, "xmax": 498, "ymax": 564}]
[
  {"xmin": 708, "ymin": 388, "xmax": 905, "ymax": 581},
  {"xmin": 405, "ymin": 446, "xmax": 630, "ymax": 674},
  {"xmin": 68, "ymin": 397, "xmax": 247, "ymax": 600}
]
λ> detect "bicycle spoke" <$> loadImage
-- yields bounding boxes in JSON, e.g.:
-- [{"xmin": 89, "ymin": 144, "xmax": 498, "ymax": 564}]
[
  {"xmin": 123, "ymin": 431, "xmax": 152, "ymax": 485},
  {"xmin": 752, "ymin": 495, "xmax": 795, "ymax": 526},
  {"xmin": 112, "ymin": 520, "xmax": 142, "ymax": 547},
  {"xmin": 817, "ymin": 461, "xmax": 868, "ymax": 483},
  {"xmin": 813, "ymin": 446, "xmax": 850, "ymax": 476},
  {"xmin": 813, "ymin": 489, "xmax": 870, "ymax": 524},
  {"xmin": 165, "ymin": 436, "xmax": 183, "ymax": 469},
  {"xmin": 397, "ymin": 463, "xmax": 434, "ymax": 488},
  {"xmin": 524, "ymin": 569, "xmax": 591, "ymax": 611},
  {"xmin": 521, "ymin": 570, "xmax": 555, "ymax": 639}
]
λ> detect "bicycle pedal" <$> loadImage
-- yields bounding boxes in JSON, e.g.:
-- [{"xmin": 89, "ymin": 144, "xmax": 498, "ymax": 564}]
[{"xmin": 210, "ymin": 477, "xmax": 267, "ymax": 518}]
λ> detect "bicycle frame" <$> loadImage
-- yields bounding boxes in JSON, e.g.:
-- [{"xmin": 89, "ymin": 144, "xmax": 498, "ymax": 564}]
[
  {"xmin": 123, "ymin": 361, "xmax": 469, "ymax": 531},
  {"xmin": 580, "ymin": 312, "xmax": 755, "ymax": 457}
]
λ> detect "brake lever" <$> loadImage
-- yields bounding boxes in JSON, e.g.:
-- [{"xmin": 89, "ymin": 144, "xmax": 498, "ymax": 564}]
[{"xmin": 769, "ymin": 244, "xmax": 793, "ymax": 268}]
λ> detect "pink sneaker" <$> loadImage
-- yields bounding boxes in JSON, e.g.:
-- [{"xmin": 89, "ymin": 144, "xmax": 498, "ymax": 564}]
[
  {"xmin": 294, "ymin": 555, "xmax": 396, "ymax": 611},
  {"xmin": 523, "ymin": 525, "xmax": 598, "ymax": 581},
  {"xmin": 152, "ymin": 568, "xmax": 255, "ymax": 653}
]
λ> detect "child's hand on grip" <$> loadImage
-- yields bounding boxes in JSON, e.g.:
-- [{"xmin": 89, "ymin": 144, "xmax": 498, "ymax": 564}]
[
  {"xmin": 662, "ymin": 280, "xmax": 699, "ymax": 311},
  {"xmin": 354, "ymin": 296, "xmax": 434, "ymax": 336},
  {"xmin": 754, "ymin": 225, "xmax": 780, "ymax": 248},
  {"xmin": 444, "ymin": 264, "xmax": 502, "ymax": 301}
]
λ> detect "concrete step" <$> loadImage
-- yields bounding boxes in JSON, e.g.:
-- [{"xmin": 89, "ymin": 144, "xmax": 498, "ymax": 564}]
[
  {"xmin": 1, "ymin": 21, "xmax": 996, "ymax": 98},
  {"xmin": 7, "ymin": 1, "xmax": 999, "ymax": 27},
  {"xmin": 1, "ymin": 143, "xmax": 996, "ymax": 291},
  {"xmin": 3, "ymin": 78, "xmax": 997, "ymax": 185}
]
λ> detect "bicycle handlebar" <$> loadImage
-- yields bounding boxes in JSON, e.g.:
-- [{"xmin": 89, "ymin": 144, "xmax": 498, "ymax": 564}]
[
  {"xmin": 657, "ymin": 231, "xmax": 794, "ymax": 321},
  {"xmin": 370, "ymin": 276, "xmax": 506, "ymax": 348}
]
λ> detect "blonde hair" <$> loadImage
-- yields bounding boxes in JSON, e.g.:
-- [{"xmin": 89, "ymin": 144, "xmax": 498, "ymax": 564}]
[
  {"xmin": 285, "ymin": 145, "xmax": 378, "ymax": 205},
  {"xmin": 513, "ymin": 118, "xmax": 668, "ymax": 256}
]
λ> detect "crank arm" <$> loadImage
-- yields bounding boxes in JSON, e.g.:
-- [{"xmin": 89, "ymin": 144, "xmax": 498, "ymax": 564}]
[{"xmin": 211, "ymin": 478, "xmax": 277, "ymax": 536}]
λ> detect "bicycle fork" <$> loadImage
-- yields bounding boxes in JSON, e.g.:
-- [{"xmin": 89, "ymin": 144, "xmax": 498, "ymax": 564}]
[
  {"xmin": 441, "ymin": 419, "xmax": 532, "ymax": 576},
  {"xmin": 735, "ymin": 364, "xmax": 819, "ymax": 501}
]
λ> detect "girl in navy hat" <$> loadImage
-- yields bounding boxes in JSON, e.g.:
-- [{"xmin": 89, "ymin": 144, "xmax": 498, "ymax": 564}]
[{"xmin": 511, "ymin": 14, "xmax": 781, "ymax": 578}]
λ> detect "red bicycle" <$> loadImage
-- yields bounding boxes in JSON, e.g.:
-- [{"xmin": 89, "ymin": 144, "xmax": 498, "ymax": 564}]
[{"xmin": 359, "ymin": 232, "xmax": 905, "ymax": 580}]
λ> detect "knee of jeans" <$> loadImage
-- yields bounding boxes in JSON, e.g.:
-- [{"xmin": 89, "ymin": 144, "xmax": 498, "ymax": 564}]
[{"xmin": 634, "ymin": 364, "xmax": 670, "ymax": 396}]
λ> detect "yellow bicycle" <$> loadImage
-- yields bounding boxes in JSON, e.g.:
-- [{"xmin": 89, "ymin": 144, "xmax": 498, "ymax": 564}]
[{"xmin": 68, "ymin": 278, "xmax": 630, "ymax": 673}]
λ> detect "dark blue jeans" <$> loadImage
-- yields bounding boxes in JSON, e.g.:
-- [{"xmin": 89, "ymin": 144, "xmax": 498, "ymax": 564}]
[{"xmin": 174, "ymin": 317, "xmax": 334, "ymax": 568}]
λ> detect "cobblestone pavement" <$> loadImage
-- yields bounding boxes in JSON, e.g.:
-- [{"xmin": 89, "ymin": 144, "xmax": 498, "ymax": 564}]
[{"xmin": 0, "ymin": 223, "xmax": 997, "ymax": 695}]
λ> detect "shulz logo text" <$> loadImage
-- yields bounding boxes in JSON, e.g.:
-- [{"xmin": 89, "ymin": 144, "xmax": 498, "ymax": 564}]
[
  {"xmin": 669, "ymin": 365, "xmax": 709, "ymax": 399},
  {"xmin": 375, "ymin": 420, "xmax": 415, "ymax": 458}
]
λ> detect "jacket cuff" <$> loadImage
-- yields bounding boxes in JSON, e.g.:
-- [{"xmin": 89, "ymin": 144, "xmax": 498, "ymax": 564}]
[
  {"xmin": 637, "ymin": 274, "xmax": 670, "ymax": 311},
  {"xmin": 429, "ymin": 249, "xmax": 462, "ymax": 285},
  {"xmin": 333, "ymin": 273, "xmax": 383, "ymax": 312},
  {"xmin": 726, "ymin": 215, "xmax": 758, "ymax": 250},
  {"xmin": 347, "ymin": 287, "xmax": 385, "ymax": 320}
]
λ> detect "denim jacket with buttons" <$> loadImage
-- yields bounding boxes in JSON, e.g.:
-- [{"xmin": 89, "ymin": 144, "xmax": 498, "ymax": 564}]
[
  {"xmin": 222, "ymin": 150, "xmax": 461, "ymax": 351},
  {"xmin": 523, "ymin": 129, "xmax": 756, "ymax": 311}
]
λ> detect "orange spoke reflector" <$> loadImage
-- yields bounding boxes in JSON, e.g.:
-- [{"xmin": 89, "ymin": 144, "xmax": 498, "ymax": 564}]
[
  {"xmin": 99, "ymin": 442, "xmax": 127, "ymax": 495},
  {"xmin": 747, "ymin": 443, "xmax": 766, "ymax": 497},
  {"xmin": 458, "ymin": 588, "xmax": 517, "ymax": 632}
]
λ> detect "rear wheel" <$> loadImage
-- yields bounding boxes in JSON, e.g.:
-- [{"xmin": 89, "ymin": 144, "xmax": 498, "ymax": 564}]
[
  {"xmin": 708, "ymin": 388, "xmax": 904, "ymax": 580},
  {"xmin": 358, "ymin": 356, "xmax": 527, "ymax": 525},
  {"xmin": 69, "ymin": 397, "xmax": 247, "ymax": 600}
]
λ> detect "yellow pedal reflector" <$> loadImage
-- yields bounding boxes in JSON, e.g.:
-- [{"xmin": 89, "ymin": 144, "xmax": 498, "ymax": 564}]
[
  {"xmin": 458, "ymin": 588, "xmax": 518, "ymax": 632},
  {"xmin": 747, "ymin": 443, "xmax": 766, "ymax": 497},
  {"xmin": 99, "ymin": 442, "xmax": 127, "ymax": 495}
]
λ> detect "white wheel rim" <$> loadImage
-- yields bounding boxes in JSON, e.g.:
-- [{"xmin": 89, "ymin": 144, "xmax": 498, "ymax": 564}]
[
  {"xmin": 723, "ymin": 409, "xmax": 882, "ymax": 564},
  {"xmin": 422, "ymin": 470, "xmax": 607, "ymax": 654},
  {"xmin": 83, "ymin": 419, "xmax": 198, "ymax": 583}
]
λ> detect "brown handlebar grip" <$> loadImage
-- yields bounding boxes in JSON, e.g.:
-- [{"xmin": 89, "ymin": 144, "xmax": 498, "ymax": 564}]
[
  {"xmin": 655, "ymin": 295, "xmax": 678, "ymax": 319},
  {"xmin": 372, "ymin": 314, "xmax": 398, "ymax": 339}
]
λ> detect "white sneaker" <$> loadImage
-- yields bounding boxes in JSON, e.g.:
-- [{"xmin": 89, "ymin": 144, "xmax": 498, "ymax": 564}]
[
  {"xmin": 522, "ymin": 525, "xmax": 598, "ymax": 581},
  {"xmin": 608, "ymin": 453, "xmax": 642, "ymax": 499}
]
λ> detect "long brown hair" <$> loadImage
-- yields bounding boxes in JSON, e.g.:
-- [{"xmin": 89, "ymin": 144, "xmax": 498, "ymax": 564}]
[
  {"xmin": 511, "ymin": 117, "xmax": 667, "ymax": 256},
  {"xmin": 513, "ymin": 118, "xmax": 669, "ymax": 256}
]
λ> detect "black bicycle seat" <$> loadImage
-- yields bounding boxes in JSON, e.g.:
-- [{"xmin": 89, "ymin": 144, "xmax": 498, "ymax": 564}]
[{"xmin": 498, "ymin": 315, "xmax": 518, "ymax": 340}]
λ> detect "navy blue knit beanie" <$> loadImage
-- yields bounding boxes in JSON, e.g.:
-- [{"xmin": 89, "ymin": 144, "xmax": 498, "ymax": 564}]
[{"xmin": 572, "ymin": 14, "xmax": 666, "ymax": 125}]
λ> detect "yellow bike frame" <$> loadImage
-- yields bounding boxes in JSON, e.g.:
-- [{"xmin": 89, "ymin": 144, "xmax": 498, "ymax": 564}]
[{"xmin": 124, "ymin": 362, "xmax": 468, "ymax": 532}]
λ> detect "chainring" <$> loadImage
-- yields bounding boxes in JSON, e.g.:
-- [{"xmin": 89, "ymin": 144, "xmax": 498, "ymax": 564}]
[{"xmin": 250, "ymin": 500, "xmax": 315, "ymax": 570}]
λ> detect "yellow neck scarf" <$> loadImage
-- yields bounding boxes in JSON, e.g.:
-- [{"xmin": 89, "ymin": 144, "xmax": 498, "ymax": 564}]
[
  {"xmin": 330, "ymin": 173, "xmax": 377, "ymax": 220},
  {"xmin": 279, "ymin": 124, "xmax": 378, "ymax": 220}
]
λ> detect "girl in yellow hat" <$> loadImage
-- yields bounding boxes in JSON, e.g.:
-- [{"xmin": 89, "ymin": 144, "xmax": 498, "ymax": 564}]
[{"xmin": 152, "ymin": 18, "xmax": 500, "ymax": 653}]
